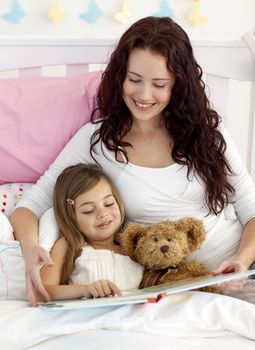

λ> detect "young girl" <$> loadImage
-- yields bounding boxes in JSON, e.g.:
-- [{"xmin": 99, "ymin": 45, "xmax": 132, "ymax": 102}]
[{"xmin": 38, "ymin": 163, "xmax": 143, "ymax": 301}]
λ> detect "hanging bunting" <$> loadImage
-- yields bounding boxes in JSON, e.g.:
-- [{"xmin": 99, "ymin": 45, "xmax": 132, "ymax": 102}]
[
  {"xmin": 48, "ymin": 0, "xmax": 67, "ymax": 23},
  {"xmin": 153, "ymin": 0, "xmax": 174, "ymax": 18},
  {"xmin": 114, "ymin": 0, "xmax": 132, "ymax": 24},
  {"xmin": 2, "ymin": 0, "xmax": 25, "ymax": 24},
  {"xmin": 188, "ymin": 0, "xmax": 208, "ymax": 27},
  {"xmin": 79, "ymin": 0, "xmax": 102, "ymax": 24}
]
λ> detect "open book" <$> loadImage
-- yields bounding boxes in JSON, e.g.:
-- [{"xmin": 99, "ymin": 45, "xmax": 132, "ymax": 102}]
[{"xmin": 38, "ymin": 269, "xmax": 255, "ymax": 310}]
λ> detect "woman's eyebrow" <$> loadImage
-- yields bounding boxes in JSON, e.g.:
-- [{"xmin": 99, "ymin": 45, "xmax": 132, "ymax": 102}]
[
  {"xmin": 128, "ymin": 70, "xmax": 142, "ymax": 77},
  {"xmin": 127, "ymin": 71, "xmax": 170, "ymax": 81}
]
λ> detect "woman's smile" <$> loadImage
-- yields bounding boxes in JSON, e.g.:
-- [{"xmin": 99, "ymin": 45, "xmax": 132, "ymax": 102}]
[
  {"xmin": 133, "ymin": 99, "xmax": 156, "ymax": 110},
  {"xmin": 123, "ymin": 48, "xmax": 175, "ymax": 123}
]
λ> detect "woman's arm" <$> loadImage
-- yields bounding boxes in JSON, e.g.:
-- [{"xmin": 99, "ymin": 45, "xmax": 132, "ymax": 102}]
[
  {"xmin": 225, "ymin": 130, "xmax": 255, "ymax": 269},
  {"xmin": 213, "ymin": 219, "xmax": 255, "ymax": 291},
  {"xmin": 10, "ymin": 207, "xmax": 53, "ymax": 305},
  {"xmin": 39, "ymin": 237, "xmax": 120, "ymax": 301},
  {"xmin": 11, "ymin": 207, "xmax": 38, "ymax": 247},
  {"xmin": 233, "ymin": 217, "xmax": 255, "ymax": 268},
  {"xmin": 212, "ymin": 127, "xmax": 255, "ymax": 290}
]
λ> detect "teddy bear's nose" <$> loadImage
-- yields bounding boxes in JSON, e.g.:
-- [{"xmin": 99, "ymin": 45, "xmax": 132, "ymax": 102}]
[{"xmin": 160, "ymin": 245, "xmax": 169, "ymax": 253}]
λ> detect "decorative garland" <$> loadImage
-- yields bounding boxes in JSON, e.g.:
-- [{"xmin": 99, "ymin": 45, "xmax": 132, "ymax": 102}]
[{"xmin": 0, "ymin": 0, "xmax": 209, "ymax": 28}]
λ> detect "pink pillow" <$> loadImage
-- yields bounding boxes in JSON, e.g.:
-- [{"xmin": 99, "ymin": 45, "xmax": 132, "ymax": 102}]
[{"xmin": 0, "ymin": 71, "xmax": 101, "ymax": 184}]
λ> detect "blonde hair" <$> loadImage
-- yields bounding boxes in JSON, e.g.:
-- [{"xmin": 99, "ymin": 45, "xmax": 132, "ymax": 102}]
[{"xmin": 53, "ymin": 163, "xmax": 125, "ymax": 284}]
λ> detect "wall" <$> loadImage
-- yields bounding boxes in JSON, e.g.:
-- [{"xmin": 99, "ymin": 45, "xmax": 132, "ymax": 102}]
[{"xmin": 0, "ymin": 0, "xmax": 254, "ymax": 40}]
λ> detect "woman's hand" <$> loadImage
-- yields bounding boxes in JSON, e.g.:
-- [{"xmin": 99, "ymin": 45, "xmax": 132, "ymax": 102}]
[
  {"xmin": 212, "ymin": 260, "xmax": 247, "ymax": 292},
  {"xmin": 23, "ymin": 245, "xmax": 54, "ymax": 306},
  {"xmin": 84, "ymin": 279, "xmax": 121, "ymax": 298}
]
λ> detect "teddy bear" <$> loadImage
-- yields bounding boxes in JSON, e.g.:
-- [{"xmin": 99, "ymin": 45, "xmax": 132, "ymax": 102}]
[{"xmin": 120, "ymin": 217, "xmax": 219, "ymax": 293}]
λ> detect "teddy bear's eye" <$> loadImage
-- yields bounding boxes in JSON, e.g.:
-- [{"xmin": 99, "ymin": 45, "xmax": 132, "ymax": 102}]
[
  {"xmin": 167, "ymin": 238, "xmax": 172, "ymax": 242},
  {"xmin": 154, "ymin": 237, "xmax": 159, "ymax": 242}
]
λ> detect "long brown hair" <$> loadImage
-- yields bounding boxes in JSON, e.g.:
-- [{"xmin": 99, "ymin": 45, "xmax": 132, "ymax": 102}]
[
  {"xmin": 53, "ymin": 163, "xmax": 125, "ymax": 284},
  {"xmin": 90, "ymin": 16, "xmax": 234, "ymax": 214}
]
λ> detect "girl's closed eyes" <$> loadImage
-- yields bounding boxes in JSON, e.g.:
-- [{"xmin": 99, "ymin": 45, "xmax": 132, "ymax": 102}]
[{"xmin": 82, "ymin": 202, "xmax": 115, "ymax": 215}]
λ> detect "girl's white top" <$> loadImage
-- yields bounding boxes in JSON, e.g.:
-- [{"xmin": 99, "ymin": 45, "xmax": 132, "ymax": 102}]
[
  {"xmin": 70, "ymin": 246, "xmax": 144, "ymax": 291},
  {"xmin": 17, "ymin": 122, "xmax": 255, "ymax": 269}
]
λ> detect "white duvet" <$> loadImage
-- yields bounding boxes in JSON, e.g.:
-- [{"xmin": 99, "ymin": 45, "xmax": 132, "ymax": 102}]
[
  {"xmin": 0, "ymin": 291, "xmax": 255, "ymax": 350},
  {"xmin": 1, "ymin": 212, "xmax": 255, "ymax": 350}
]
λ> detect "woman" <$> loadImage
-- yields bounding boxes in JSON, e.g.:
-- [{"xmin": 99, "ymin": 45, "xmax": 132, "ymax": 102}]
[{"xmin": 11, "ymin": 16, "xmax": 255, "ymax": 306}]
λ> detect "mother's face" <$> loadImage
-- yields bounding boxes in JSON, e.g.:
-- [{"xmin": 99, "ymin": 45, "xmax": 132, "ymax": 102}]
[{"xmin": 122, "ymin": 48, "xmax": 175, "ymax": 123}]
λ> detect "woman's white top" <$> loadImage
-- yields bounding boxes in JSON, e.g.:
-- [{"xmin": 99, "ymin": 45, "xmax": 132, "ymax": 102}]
[
  {"xmin": 70, "ymin": 246, "xmax": 144, "ymax": 291},
  {"xmin": 17, "ymin": 122, "xmax": 255, "ymax": 269}
]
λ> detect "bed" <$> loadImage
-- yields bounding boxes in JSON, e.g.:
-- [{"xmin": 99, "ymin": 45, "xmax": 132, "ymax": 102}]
[{"xmin": 0, "ymin": 36, "xmax": 255, "ymax": 350}]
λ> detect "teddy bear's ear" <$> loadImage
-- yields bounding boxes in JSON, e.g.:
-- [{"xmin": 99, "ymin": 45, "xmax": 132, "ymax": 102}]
[
  {"xmin": 175, "ymin": 217, "xmax": 205, "ymax": 252},
  {"xmin": 119, "ymin": 223, "xmax": 148, "ymax": 260}
]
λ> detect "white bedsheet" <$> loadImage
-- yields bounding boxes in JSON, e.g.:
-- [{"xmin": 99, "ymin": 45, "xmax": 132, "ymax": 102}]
[
  {"xmin": 29, "ymin": 331, "xmax": 255, "ymax": 350},
  {"xmin": 0, "ymin": 291, "xmax": 255, "ymax": 350},
  {"xmin": 0, "ymin": 222, "xmax": 255, "ymax": 350}
]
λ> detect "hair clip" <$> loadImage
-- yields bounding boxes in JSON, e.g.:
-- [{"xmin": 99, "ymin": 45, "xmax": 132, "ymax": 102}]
[{"xmin": 66, "ymin": 198, "xmax": 74, "ymax": 205}]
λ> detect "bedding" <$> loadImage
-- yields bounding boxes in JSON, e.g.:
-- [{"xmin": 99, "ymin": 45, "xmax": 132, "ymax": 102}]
[
  {"xmin": 0, "ymin": 290, "xmax": 255, "ymax": 350},
  {"xmin": 1, "ymin": 211, "xmax": 255, "ymax": 349},
  {"xmin": 0, "ymin": 71, "xmax": 101, "ymax": 184},
  {"xmin": 26, "ymin": 331, "xmax": 255, "ymax": 350},
  {"xmin": 0, "ymin": 183, "xmax": 32, "ymax": 216}
]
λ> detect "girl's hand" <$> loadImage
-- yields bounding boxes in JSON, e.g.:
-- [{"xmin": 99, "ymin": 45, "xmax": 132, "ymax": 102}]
[
  {"xmin": 212, "ymin": 260, "xmax": 247, "ymax": 292},
  {"xmin": 23, "ymin": 245, "xmax": 54, "ymax": 306},
  {"xmin": 85, "ymin": 279, "xmax": 121, "ymax": 298}
]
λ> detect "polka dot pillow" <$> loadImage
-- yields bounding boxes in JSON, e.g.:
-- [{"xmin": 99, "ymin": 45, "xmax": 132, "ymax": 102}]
[{"xmin": 0, "ymin": 183, "xmax": 32, "ymax": 217}]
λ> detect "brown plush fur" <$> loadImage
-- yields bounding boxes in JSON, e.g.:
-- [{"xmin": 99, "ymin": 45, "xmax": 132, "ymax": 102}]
[{"xmin": 120, "ymin": 217, "xmax": 219, "ymax": 293}]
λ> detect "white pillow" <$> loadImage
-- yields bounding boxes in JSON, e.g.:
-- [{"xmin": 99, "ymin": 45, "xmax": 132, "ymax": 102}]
[
  {"xmin": 39, "ymin": 207, "xmax": 59, "ymax": 251},
  {"xmin": 0, "ymin": 212, "xmax": 14, "ymax": 242},
  {"xmin": 0, "ymin": 241, "xmax": 26, "ymax": 301},
  {"xmin": 0, "ymin": 212, "xmax": 26, "ymax": 301},
  {"xmin": 0, "ymin": 207, "xmax": 58, "ymax": 301}
]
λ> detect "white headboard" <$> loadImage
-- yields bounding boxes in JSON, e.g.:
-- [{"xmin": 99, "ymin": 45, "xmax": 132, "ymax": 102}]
[{"xmin": 0, "ymin": 38, "xmax": 254, "ymax": 179}]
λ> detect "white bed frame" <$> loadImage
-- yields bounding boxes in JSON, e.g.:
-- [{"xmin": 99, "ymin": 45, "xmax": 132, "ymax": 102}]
[{"xmin": 0, "ymin": 38, "xmax": 255, "ymax": 179}]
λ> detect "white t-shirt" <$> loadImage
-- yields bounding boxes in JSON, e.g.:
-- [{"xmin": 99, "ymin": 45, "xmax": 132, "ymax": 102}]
[
  {"xmin": 17, "ymin": 122, "xmax": 255, "ymax": 269},
  {"xmin": 71, "ymin": 246, "xmax": 144, "ymax": 291}
]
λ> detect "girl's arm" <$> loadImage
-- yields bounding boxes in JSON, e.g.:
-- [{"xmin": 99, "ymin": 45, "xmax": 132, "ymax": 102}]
[{"xmin": 39, "ymin": 237, "xmax": 120, "ymax": 301}]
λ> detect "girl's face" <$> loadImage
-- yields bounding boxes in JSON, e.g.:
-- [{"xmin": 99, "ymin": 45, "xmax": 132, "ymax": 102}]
[
  {"xmin": 123, "ymin": 48, "xmax": 175, "ymax": 123},
  {"xmin": 74, "ymin": 178, "xmax": 122, "ymax": 248}
]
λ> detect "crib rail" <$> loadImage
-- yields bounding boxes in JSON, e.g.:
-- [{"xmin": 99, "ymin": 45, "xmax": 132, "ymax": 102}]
[{"xmin": 0, "ymin": 38, "xmax": 115, "ymax": 75}]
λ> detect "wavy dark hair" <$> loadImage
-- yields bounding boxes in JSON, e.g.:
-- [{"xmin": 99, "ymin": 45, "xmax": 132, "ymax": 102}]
[
  {"xmin": 90, "ymin": 16, "xmax": 234, "ymax": 214},
  {"xmin": 53, "ymin": 163, "xmax": 125, "ymax": 284}
]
